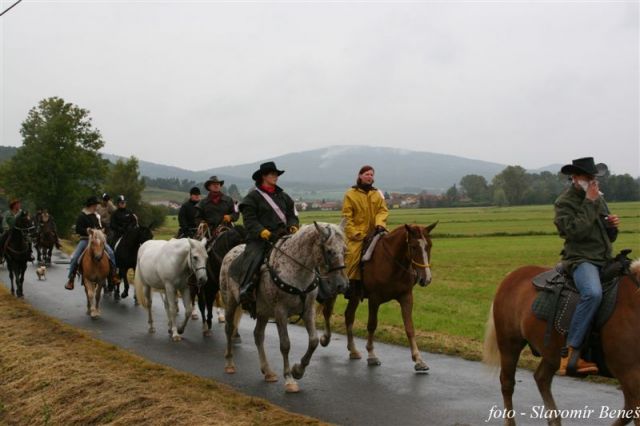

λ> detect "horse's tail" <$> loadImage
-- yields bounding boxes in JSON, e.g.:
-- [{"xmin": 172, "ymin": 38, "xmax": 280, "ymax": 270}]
[
  {"xmin": 482, "ymin": 303, "xmax": 501, "ymax": 369},
  {"xmin": 134, "ymin": 271, "xmax": 149, "ymax": 308}
]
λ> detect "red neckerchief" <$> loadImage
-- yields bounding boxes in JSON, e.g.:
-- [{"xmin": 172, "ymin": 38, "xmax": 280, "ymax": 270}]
[
  {"xmin": 259, "ymin": 184, "xmax": 276, "ymax": 194},
  {"xmin": 209, "ymin": 191, "xmax": 222, "ymax": 204}
]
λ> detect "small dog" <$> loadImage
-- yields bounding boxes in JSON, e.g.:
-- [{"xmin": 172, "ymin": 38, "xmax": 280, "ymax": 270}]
[{"xmin": 36, "ymin": 265, "xmax": 47, "ymax": 281}]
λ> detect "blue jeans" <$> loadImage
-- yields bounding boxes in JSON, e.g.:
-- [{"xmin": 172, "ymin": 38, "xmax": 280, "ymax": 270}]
[
  {"xmin": 567, "ymin": 262, "xmax": 603, "ymax": 348},
  {"xmin": 68, "ymin": 239, "xmax": 116, "ymax": 279}
]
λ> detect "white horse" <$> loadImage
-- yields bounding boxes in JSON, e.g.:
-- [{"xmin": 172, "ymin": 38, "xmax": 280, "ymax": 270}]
[
  {"xmin": 134, "ymin": 238, "xmax": 208, "ymax": 341},
  {"xmin": 220, "ymin": 222, "xmax": 348, "ymax": 393}
]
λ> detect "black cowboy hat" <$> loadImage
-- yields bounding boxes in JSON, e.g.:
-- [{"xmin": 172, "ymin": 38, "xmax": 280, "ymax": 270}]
[
  {"xmin": 85, "ymin": 196, "xmax": 100, "ymax": 207},
  {"xmin": 560, "ymin": 157, "xmax": 608, "ymax": 177},
  {"xmin": 252, "ymin": 161, "xmax": 285, "ymax": 181},
  {"xmin": 189, "ymin": 186, "xmax": 201, "ymax": 195},
  {"xmin": 204, "ymin": 176, "xmax": 224, "ymax": 189}
]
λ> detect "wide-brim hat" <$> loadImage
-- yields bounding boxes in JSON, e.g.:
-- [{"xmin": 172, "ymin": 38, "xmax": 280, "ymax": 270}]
[
  {"xmin": 560, "ymin": 157, "xmax": 608, "ymax": 177},
  {"xmin": 204, "ymin": 176, "xmax": 224, "ymax": 189},
  {"xmin": 8, "ymin": 198, "xmax": 20, "ymax": 208},
  {"xmin": 252, "ymin": 161, "xmax": 285, "ymax": 181},
  {"xmin": 85, "ymin": 196, "xmax": 100, "ymax": 207}
]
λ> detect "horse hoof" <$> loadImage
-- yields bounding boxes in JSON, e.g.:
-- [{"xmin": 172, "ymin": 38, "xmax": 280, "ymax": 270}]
[
  {"xmin": 291, "ymin": 364, "xmax": 304, "ymax": 380},
  {"xmin": 148, "ymin": 327, "xmax": 155, "ymax": 334},
  {"xmin": 191, "ymin": 313, "xmax": 199, "ymax": 320},
  {"xmin": 367, "ymin": 357, "xmax": 381, "ymax": 367},
  {"xmin": 349, "ymin": 351, "xmax": 362, "ymax": 360},
  {"xmin": 285, "ymin": 382, "xmax": 300, "ymax": 393},
  {"xmin": 224, "ymin": 366, "xmax": 236, "ymax": 374},
  {"xmin": 217, "ymin": 315, "xmax": 225, "ymax": 323},
  {"xmin": 114, "ymin": 293, "xmax": 120, "ymax": 300},
  {"xmin": 264, "ymin": 373, "xmax": 278, "ymax": 383},
  {"xmin": 171, "ymin": 335, "xmax": 182, "ymax": 342},
  {"xmin": 91, "ymin": 313, "xmax": 99, "ymax": 319},
  {"xmin": 121, "ymin": 290, "xmax": 128, "ymax": 299},
  {"xmin": 203, "ymin": 330, "xmax": 212, "ymax": 337},
  {"xmin": 232, "ymin": 335, "xmax": 242, "ymax": 344},
  {"xmin": 320, "ymin": 335, "xmax": 330, "ymax": 347},
  {"xmin": 414, "ymin": 362, "xmax": 430, "ymax": 373}
]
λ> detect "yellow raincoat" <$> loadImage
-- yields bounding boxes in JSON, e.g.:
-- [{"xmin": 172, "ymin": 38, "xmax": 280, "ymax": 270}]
[{"xmin": 342, "ymin": 186, "xmax": 389, "ymax": 280}]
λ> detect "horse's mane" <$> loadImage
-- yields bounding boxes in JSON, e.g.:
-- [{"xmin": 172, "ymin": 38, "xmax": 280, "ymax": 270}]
[
  {"xmin": 90, "ymin": 229, "xmax": 106, "ymax": 244},
  {"xmin": 630, "ymin": 259, "xmax": 640, "ymax": 279}
]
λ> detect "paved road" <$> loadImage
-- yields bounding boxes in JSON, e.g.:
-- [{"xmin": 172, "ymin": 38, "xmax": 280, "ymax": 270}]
[{"xmin": 1, "ymin": 250, "xmax": 625, "ymax": 426}]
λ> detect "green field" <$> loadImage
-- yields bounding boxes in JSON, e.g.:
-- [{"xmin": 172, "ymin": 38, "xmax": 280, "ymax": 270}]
[{"xmin": 155, "ymin": 202, "xmax": 640, "ymax": 359}]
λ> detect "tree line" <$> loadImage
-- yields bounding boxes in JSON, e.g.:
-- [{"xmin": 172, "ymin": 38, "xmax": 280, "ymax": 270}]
[{"xmin": 143, "ymin": 176, "xmax": 244, "ymax": 202}]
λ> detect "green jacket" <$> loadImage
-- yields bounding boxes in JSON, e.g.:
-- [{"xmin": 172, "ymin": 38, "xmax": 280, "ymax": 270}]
[
  {"xmin": 554, "ymin": 184, "xmax": 617, "ymax": 273},
  {"xmin": 3, "ymin": 210, "xmax": 19, "ymax": 230},
  {"xmin": 240, "ymin": 185, "xmax": 299, "ymax": 241}
]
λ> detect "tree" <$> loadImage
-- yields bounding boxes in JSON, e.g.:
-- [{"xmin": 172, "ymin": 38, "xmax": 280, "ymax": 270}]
[
  {"xmin": 227, "ymin": 183, "xmax": 242, "ymax": 201},
  {"xmin": 104, "ymin": 157, "xmax": 146, "ymax": 212},
  {"xmin": 0, "ymin": 97, "xmax": 108, "ymax": 235},
  {"xmin": 493, "ymin": 188, "xmax": 508, "ymax": 206},
  {"xmin": 459, "ymin": 174, "xmax": 489, "ymax": 202},
  {"xmin": 492, "ymin": 166, "xmax": 529, "ymax": 205}
]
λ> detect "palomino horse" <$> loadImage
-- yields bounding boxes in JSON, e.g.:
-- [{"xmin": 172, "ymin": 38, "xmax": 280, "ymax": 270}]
[
  {"xmin": 220, "ymin": 222, "xmax": 348, "ymax": 393},
  {"xmin": 5, "ymin": 211, "xmax": 34, "ymax": 298},
  {"xmin": 80, "ymin": 229, "xmax": 110, "ymax": 318},
  {"xmin": 192, "ymin": 223, "xmax": 246, "ymax": 336},
  {"xmin": 321, "ymin": 223, "xmax": 437, "ymax": 371},
  {"xmin": 113, "ymin": 224, "xmax": 153, "ymax": 300},
  {"xmin": 134, "ymin": 238, "xmax": 208, "ymax": 341},
  {"xmin": 35, "ymin": 212, "xmax": 56, "ymax": 265},
  {"xmin": 483, "ymin": 261, "xmax": 640, "ymax": 426}
]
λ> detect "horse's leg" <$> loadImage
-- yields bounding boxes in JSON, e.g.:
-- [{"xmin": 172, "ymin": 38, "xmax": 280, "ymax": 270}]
[
  {"xmin": 85, "ymin": 280, "xmax": 98, "ymax": 317},
  {"xmin": 224, "ymin": 303, "xmax": 242, "ymax": 373},
  {"xmin": 17, "ymin": 266, "xmax": 25, "ymax": 298},
  {"xmin": 320, "ymin": 296, "xmax": 336, "ymax": 347},
  {"xmin": 164, "ymin": 289, "xmax": 181, "ymax": 340},
  {"xmin": 178, "ymin": 286, "xmax": 193, "ymax": 336},
  {"xmin": 345, "ymin": 296, "xmax": 362, "ymax": 359},
  {"xmin": 274, "ymin": 308, "xmax": 298, "ymax": 393},
  {"xmin": 533, "ymin": 358, "xmax": 561, "ymax": 426},
  {"xmin": 254, "ymin": 315, "xmax": 278, "ymax": 382},
  {"xmin": 291, "ymin": 298, "xmax": 320, "ymax": 380},
  {"xmin": 498, "ymin": 339, "xmax": 526, "ymax": 426},
  {"xmin": 399, "ymin": 292, "xmax": 428, "ymax": 371},
  {"xmin": 216, "ymin": 291, "xmax": 225, "ymax": 323},
  {"xmin": 610, "ymin": 369, "xmax": 640, "ymax": 426},
  {"xmin": 365, "ymin": 300, "xmax": 382, "ymax": 366},
  {"xmin": 95, "ymin": 280, "xmax": 103, "ymax": 317},
  {"xmin": 189, "ymin": 284, "xmax": 199, "ymax": 320},
  {"xmin": 9, "ymin": 267, "xmax": 15, "ymax": 295},
  {"xmin": 121, "ymin": 269, "xmax": 129, "ymax": 299},
  {"xmin": 145, "ymin": 284, "xmax": 155, "ymax": 333},
  {"xmin": 204, "ymin": 284, "xmax": 214, "ymax": 335}
]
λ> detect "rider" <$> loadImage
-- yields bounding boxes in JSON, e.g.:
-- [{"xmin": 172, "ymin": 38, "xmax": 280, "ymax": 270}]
[
  {"xmin": 342, "ymin": 165, "xmax": 389, "ymax": 299},
  {"xmin": 37, "ymin": 209, "xmax": 63, "ymax": 250},
  {"xmin": 109, "ymin": 195, "xmax": 137, "ymax": 247},
  {"xmin": 65, "ymin": 196, "xmax": 120, "ymax": 290},
  {"xmin": 554, "ymin": 157, "xmax": 620, "ymax": 376},
  {"xmin": 178, "ymin": 186, "xmax": 202, "ymax": 238},
  {"xmin": 96, "ymin": 193, "xmax": 116, "ymax": 236},
  {"xmin": 194, "ymin": 176, "xmax": 239, "ymax": 235},
  {"xmin": 0, "ymin": 199, "xmax": 35, "ymax": 262},
  {"xmin": 238, "ymin": 162, "xmax": 299, "ymax": 305}
]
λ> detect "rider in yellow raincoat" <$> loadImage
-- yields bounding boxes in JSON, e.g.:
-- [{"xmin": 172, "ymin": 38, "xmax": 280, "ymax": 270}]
[{"xmin": 342, "ymin": 165, "xmax": 388, "ymax": 298}]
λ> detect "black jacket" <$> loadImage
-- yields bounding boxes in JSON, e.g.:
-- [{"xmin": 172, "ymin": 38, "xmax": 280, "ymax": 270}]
[
  {"xmin": 178, "ymin": 199, "xmax": 199, "ymax": 232},
  {"xmin": 75, "ymin": 210, "xmax": 102, "ymax": 239},
  {"xmin": 195, "ymin": 193, "xmax": 239, "ymax": 228},
  {"xmin": 111, "ymin": 207, "xmax": 136, "ymax": 235},
  {"xmin": 240, "ymin": 185, "xmax": 298, "ymax": 241}
]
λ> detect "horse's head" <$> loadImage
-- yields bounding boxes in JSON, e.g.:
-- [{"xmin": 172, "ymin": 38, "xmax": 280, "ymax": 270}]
[
  {"xmin": 137, "ymin": 225, "xmax": 154, "ymax": 245},
  {"xmin": 87, "ymin": 228, "xmax": 106, "ymax": 262},
  {"xmin": 313, "ymin": 221, "xmax": 349, "ymax": 298},
  {"xmin": 15, "ymin": 211, "xmax": 35, "ymax": 238},
  {"xmin": 405, "ymin": 221, "xmax": 437, "ymax": 287},
  {"xmin": 187, "ymin": 238, "xmax": 209, "ymax": 287}
]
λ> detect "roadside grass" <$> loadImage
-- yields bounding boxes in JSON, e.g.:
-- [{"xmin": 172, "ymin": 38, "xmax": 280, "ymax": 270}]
[{"xmin": 0, "ymin": 286, "xmax": 323, "ymax": 425}]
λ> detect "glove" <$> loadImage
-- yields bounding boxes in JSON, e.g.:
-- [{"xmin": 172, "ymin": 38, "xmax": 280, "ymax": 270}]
[
  {"xmin": 223, "ymin": 215, "xmax": 232, "ymax": 223},
  {"xmin": 288, "ymin": 225, "xmax": 299, "ymax": 234},
  {"xmin": 260, "ymin": 229, "xmax": 272, "ymax": 241}
]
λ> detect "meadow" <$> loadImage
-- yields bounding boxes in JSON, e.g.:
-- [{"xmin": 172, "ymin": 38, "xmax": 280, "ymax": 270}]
[{"xmin": 154, "ymin": 202, "xmax": 640, "ymax": 362}]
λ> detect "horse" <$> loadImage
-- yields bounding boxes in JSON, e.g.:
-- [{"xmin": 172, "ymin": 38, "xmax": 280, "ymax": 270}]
[
  {"xmin": 35, "ymin": 212, "xmax": 56, "ymax": 265},
  {"xmin": 4, "ymin": 211, "xmax": 34, "ymax": 297},
  {"xmin": 483, "ymin": 260, "xmax": 640, "ymax": 426},
  {"xmin": 80, "ymin": 229, "xmax": 110, "ymax": 319},
  {"xmin": 320, "ymin": 223, "xmax": 438, "ymax": 372},
  {"xmin": 113, "ymin": 224, "xmax": 154, "ymax": 300},
  {"xmin": 134, "ymin": 238, "xmax": 208, "ymax": 341},
  {"xmin": 191, "ymin": 223, "xmax": 246, "ymax": 336},
  {"xmin": 219, "ymin": 222, "xmax": 348, "ymax": 393}
]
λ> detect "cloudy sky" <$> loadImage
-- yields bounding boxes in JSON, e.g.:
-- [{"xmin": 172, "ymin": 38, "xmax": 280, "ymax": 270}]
[{"xmin": 1, "ymin": 1, "xmax": 638, "ymax": 175}]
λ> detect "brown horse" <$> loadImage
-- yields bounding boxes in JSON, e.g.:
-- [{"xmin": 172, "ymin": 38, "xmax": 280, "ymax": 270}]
[
  {"xmin": 483, "ymin": 261, "xmax": 640, "ymax": 426},
  {"xmin": 36, "ymin": 213, "xmax": 56, "ymax": 265},
  {"xmin": 321, "ymin": 223, "xmax": 437, "ymax": 371},
  {"xmin": 80, "ymin": 229, "xmax": 110, "ymax": 319}
]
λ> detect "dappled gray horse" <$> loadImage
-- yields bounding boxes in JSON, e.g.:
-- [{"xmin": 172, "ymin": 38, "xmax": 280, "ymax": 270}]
[{"xmin": 220, "ymin": 222, "xmax": 348, "ymax": 393}]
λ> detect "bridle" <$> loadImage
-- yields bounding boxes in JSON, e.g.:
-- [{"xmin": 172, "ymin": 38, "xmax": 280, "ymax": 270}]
[{"xmin": 186, "ymin": 239, "xmax": 207, "ymax": 282}]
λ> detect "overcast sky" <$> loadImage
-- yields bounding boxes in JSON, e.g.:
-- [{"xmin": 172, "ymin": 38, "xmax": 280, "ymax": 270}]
[{"xmin": 1, "ymin": 1, "xmax": 638, "ymax": 175}]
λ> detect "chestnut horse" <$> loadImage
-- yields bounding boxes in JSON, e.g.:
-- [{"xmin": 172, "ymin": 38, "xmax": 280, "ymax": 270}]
[
  {"xmin": 321, "ymin": 223, "xmax": 437, "ymax": 372},
  {"xmin": 80, "ymin": 229, "xmax": 110, "ymax": 319},
  {"xmin": 483, "ymin": 261, "xmax": 640, "ymax": 426}
]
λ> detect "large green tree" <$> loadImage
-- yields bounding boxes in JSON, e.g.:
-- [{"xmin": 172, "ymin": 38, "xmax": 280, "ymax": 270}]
[
  {"xmin": 491, "ymin": 166, "xmax": 529, "ymax": 206},
  {"xmin": 0, "ymin": 97, "xmax": 108, "ymax": 235},
  {"xmin": 459, "ymin": 174, "xmax": 489, "ymax": 202},
  {"xmin": 104, "ymin": 157, "xmax": 146, "ymax": 212}
]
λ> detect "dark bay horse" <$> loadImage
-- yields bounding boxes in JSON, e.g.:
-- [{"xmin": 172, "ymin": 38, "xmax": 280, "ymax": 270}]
[
  {"xmin": 192, "ymin": 224, "xmax": 246, "ymax": 336},
  {"xmin": 35, "ymin": 212, "xmax": 56, "ymax": 265},
  {"xmin": 321, "ymin": 223, "xmax": 438, "ymax": 371},
  {"xmin": 483, "ymin": 261, "xmax": 640, "ymax": 426},
  {"xmin": 5, "ymin": 211, "xmax": 35, "ymax": 298},
  {"xmin": 80, "ymin": 229, "xmax": 110, "ymax": 318},
  {"xmin": 114, "ymin": 224, "xmax": 153, "ymax": 300}
]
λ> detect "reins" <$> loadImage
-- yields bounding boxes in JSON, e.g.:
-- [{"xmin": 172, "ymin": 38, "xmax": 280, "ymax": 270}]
[{"xmin": 376, "ymin": 230, "xmax": 430, "ymax": 281}]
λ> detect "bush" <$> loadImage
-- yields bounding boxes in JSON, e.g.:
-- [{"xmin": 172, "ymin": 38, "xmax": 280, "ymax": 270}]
[{"xmin": 136, "ymin": 202, "xmax": 168, "ymax": 230}]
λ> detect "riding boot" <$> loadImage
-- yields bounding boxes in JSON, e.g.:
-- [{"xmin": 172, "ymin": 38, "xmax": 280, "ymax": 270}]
[
  {"xmin": 344, "ymin": 279, "xmax": 361, "ymax": 300},
  {"xmin": 557, "ymin": 346, "xmax": 598, "ymax": 376},
  {"xmin": 108, "ymin": 264, "xmax": 121, "ymax": 291},
  {"xmin": 65, "ymin": 268, "xmax": 77, "ymax": 290}
]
